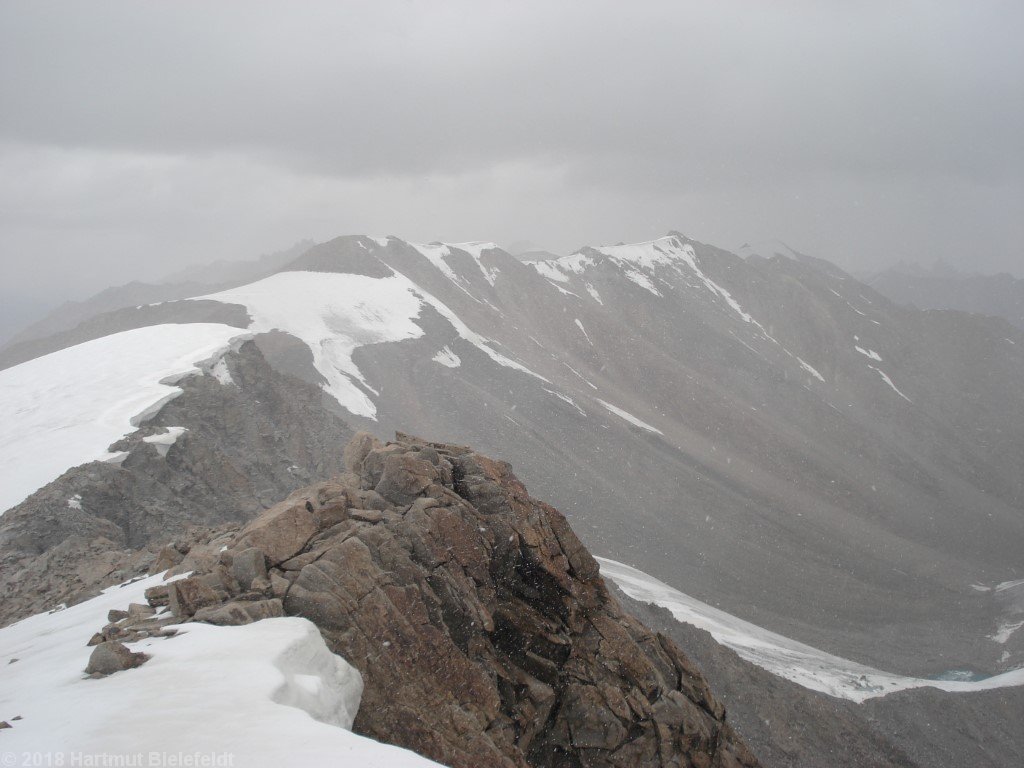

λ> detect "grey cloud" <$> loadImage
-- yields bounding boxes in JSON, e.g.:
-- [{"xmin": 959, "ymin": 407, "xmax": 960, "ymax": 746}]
[{"xmin": 0, "ymin": 0, "xmax": 1021, "ymax": 316}]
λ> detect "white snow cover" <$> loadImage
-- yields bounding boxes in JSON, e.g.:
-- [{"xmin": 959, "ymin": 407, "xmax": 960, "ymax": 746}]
[
  {"xmin": 532, "ymin": 237, "xmax": 780, "ymax": 340},
  {"xmin": 595, "ymin": 400, "xmax": 663, "ymax": 435},
  {"xmin": 209, "ymin": 356, "xmax": 235, "ymax": 386},
  {"xmin": 198, "ymin": 272, "xmax": 423, "ymax": 418},
  {"xmin": 412, "ymin": 241, "xmax": 499, "ymax": 287},
  {"xmin": 996, "ymin": 579, "xmax": 1024, "ymax": 593},
  {"xmin": 0, "ymin": 323, "xmax": 244, "ymax": 515},
  {"xmin": 797, "ymin": 357, "xmax": 826, "ymax": 382},
  {"xmin": 563, "ymin": 362, "xmax": 598, "ymax": 390},
  {"xmin": 574, "ymin": 319, "xmax": 594, "ymax": 346},
  {"xmin": 855, "ymin": 345, "xmax": 883, "ymax": 362},
  {"xmin": 432, "ymin": 346, "xmax": 461, "ymax": 368},
  {"xmin": 0, "ymin": 574, "xmax": 441, "ymax": 766},
  {"xmin": 990, "ymin": 620, "xmax": 1024, "ymax": 644},
  {"xmin": 142, "ymin": 426, "xmax": 188, "ymax": 457},
  {"xmin": 869, "ymin": 365, "xmax": 913, "ymax": 403},
  {"xmin": 598, "ymin": 557, "xmax": 1024, "ymax": 702},
  {"xmin": 623, "ymin": 269, "xmax": 663, "ymax": 296},
  {"xmin": 543, "ymin": 388, "xmax": 586, "ymax": 417},
  {"xmin": 197, "ymin": 271, "xmax": 548, "ymax": 419},
  {"xmin": 410, "ymin": 242, "xmax": 481, "ymax": 300}
]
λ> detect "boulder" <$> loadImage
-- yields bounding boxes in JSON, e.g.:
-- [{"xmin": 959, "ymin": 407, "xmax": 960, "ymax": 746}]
[
  {"xmin": 349, "ymin": 509, "xmax": 384, "ymax": 524},
  {"xmin": 85, "ymin": 641, "xmax": 148, "ymax": 676},
  {"xmin": 144, "ymin": 584, "xmax": 170, "ymax": 608},
  {"xmin": 230, "ymin": 547, "xmax": 268, "ymax": 590},
  {"xmin": 167, "ymin": 576, "xmax": 221, "ymax": 619},
  {"xmin": 374, "ymin": 452, "xmax": 439, "ymax": 505},
  {"xmin": 233, "ymin": 501, "xmax": 318, "ymax": 565},
  {"xmin": 127, "ymin": 602, "xmax": 155, "ymax": 620},
  {"xmin": 192, "ymin": 598, "xmax": 284, "ymax": 626},
  {"xmin": 343, "ymin": 430, "xmax": 382, "ymax": 474},
  {"xmin": 106, "ymin": 608, "xmax": 129, "ymax": 623}
]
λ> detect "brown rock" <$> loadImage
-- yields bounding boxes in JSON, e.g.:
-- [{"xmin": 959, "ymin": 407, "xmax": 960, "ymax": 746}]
[
  {"xmin": 152, "ymin": 544, "xmax": 185, "ymax": 573},
  {"xmin": 270, "ymin": 572, "xmax": 291, "ymax": 598},
  {"xmin": 144, "ymin": 584, "xmax": 170, "ymax": 608},
  {"xmin": 192, "ymin": 598, "xmax": 284, "ymax": 626},
  {"xmin": 230, "ymin": 547, "xmax": 268, "ymax": 590},
  {"xmin": 156, "ymin": 432, "xmax": 758, "ymax": 768},
  {"xmin": 374, "ymin": 452, "xmax": 439, "ymax": 505},
  {"xmin": 234, "ymin": 500, "xmax": 318, "ymax": 565},
  {"xmin": 349, "ymin": 509, "xmax": 384, "ymax": 524},
  {"xmin": 167, "ymin": 576, "xmax": 222, "ymax": 619},
  {"xmin": 127, "ymin": 602, "xmax": 155, "ymax": 619},
  {"xmin": 84, "ymin": 641, "xmax": 148, "ymax": 676},
  {"xmin": 343, "ymin": 430, "xmax": 382, "ymax": 474}
]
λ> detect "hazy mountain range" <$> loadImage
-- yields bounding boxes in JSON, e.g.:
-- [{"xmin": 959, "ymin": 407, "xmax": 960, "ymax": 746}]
[{"xmin": 1, "ymin": 232, "xmax": 1022, "ymax": 766}]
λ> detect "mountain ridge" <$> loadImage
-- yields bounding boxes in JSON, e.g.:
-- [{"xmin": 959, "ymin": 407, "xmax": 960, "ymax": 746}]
[{"xmin": 1, "ymin": 231, "xmax": 1022, "ymax": 681}]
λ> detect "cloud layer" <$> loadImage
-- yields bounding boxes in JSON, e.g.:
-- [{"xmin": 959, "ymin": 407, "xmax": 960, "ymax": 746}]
[{"xmin": 1, "ymin": 1, "xmax": 1022, "ymax": 309}]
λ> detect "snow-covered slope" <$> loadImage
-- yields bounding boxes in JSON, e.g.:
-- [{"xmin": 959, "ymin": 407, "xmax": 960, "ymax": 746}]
[
  {"xmin": 0, "ymin": 323, "xmax": 246, "ymax": 514},
  {"xmin": 196, "ymin": 269, "xmax": 545, "ymax": 419},
  {"xmin": 5, "ymin": 230, "xmax": 1024, "ymax": 681},
  {"xmin": 0, "ymin": 573, "xmax": 441, "ymax": 766},
  {"xmin": 599, "ymin": 557, "xmax": 1024, "ymax": 703}
]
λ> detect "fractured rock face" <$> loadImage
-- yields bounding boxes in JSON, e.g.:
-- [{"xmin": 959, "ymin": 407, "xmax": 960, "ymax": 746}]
[{"xmin": 174, "ymin": 432, "xmax": 759, "ymax": 768}]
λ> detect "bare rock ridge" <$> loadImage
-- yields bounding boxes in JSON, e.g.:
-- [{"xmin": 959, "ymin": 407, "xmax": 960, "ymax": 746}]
[
  {"xmin": 0, "ymin": 341, "xmax": 352, "ymax": 626},
  {"xmin": 159, "ymin": 431, "xmax": 760, "ymax": 768}
]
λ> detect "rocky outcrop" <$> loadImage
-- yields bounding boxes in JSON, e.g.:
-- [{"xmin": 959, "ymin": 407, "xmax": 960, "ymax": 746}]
[
  {"xmin": 161, "ymin": 431, "xmax": 759, "ymax": 768},
  {"xmin": 85, "ymin": 640, "xmax": 149, "ymax": 677},
  {"xmin": 0, "ymin": 341, "xmax": 352, "ymax": 626}
]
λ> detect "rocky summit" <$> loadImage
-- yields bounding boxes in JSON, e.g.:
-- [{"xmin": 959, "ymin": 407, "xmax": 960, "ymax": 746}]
[{"xmin": 155, "ymin": 431, "xmax": 759, "ymax": 768}]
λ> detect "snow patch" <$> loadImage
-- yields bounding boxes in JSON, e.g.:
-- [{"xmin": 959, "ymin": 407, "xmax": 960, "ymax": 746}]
[
  {"xmin": 990, "ymin": 621, "xmax": 1024, "ymax": 644},
  {"xmin": 797, "ymin": 357, "xmax": 825, "ymax": 382},
  {"xmin": 623, "ymin": 270, "xmax": 662, "ymax": 296},
  {"xmin": 595, "ymin": 400, "xmax": 663, "ymax": 435},
  {"xmin": 432, "ymin": 346, "xmax": 461, "ymax": 368},
  {"xmin": 448, "ymin": 242, "xmax": 500, "ymax": 285},
  {"xmin": 414, "ymin": 241, "xmax": 499, "ymax": 287},
  {"xmin": 0, "ymin": 323, "xmax": 244, "ymax": 516},
  {"xmin": 143, "ymin": 426, "xmax": 188, "ymax": 457},
  {"xmin": 67, "ymin": 494, "xmax": 83, "ymax": 510},
  {"xmin": 996, "ymin": 579, "xmax": 1024, "ymax": 593},
  {"xmin": 199, "ymin": 271, "xmax": 549, "ymax": 418},
  {"xmin": 543, "ymin": 388, "xmax": 586, "ymax": 417},
  {"xmin": 585, "ymin": 283, "xmax": 603, "ymax": 304},
  {"xmin": 199, "ymin": 272, "xmax": 429, "ymax": 419},
  {"xmin": 0, "ymin": 573, "xmax": 440, "ymax": 766},
  {"xmin": 598, "ymin": 557, "xmax": 1024, "ymax": 703},
  {"xmin": 210, "ymin": 356, "xmax": 234, "ymax": 386},
  {"xmin": 574, "ymin": 319, "xmax": 594, "ymax": 346},
  {"xmin": 869, "ymin": 366, "xmax": 913, "ymax": 403},
  {"xmin": 855, "ymin": 345, "xmax": 883, "ymax": 362},
  {"xmin": 562, "ymin": 362, "xmax": 598, "ymax": 390}
]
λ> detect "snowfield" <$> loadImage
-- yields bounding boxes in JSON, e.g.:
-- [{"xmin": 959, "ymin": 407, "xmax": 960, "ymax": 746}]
[
  {"xmin": 0, "ymin": 574, "xmax": 441, "ymax": 766},
  {"xmin": 0, "ymin": 323, "xmax": 246, "ymax": 515},
  {"xmin": 197, "ymin": 270, "xmax": 548, "ymax": 419},
  {"xmin": 598, "ymin": 557, "xmax": 1024, "ymax": 703}
]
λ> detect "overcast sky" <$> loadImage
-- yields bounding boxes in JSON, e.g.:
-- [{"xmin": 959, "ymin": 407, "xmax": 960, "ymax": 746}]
[{"xmin": 1, "ymin": 1, "xmax": 1022, "ymax": 330}]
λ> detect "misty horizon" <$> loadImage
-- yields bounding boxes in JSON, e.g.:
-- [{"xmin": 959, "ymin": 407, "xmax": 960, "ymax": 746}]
[{"xmin": 2, "ymin": 2, "xmax": 1022, "ymax": 324}]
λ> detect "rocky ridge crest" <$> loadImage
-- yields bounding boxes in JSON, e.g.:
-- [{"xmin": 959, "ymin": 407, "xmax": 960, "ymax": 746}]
[{"xmin": 153, "ymin": 431, "xmax": 759, "ymax": 768}]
